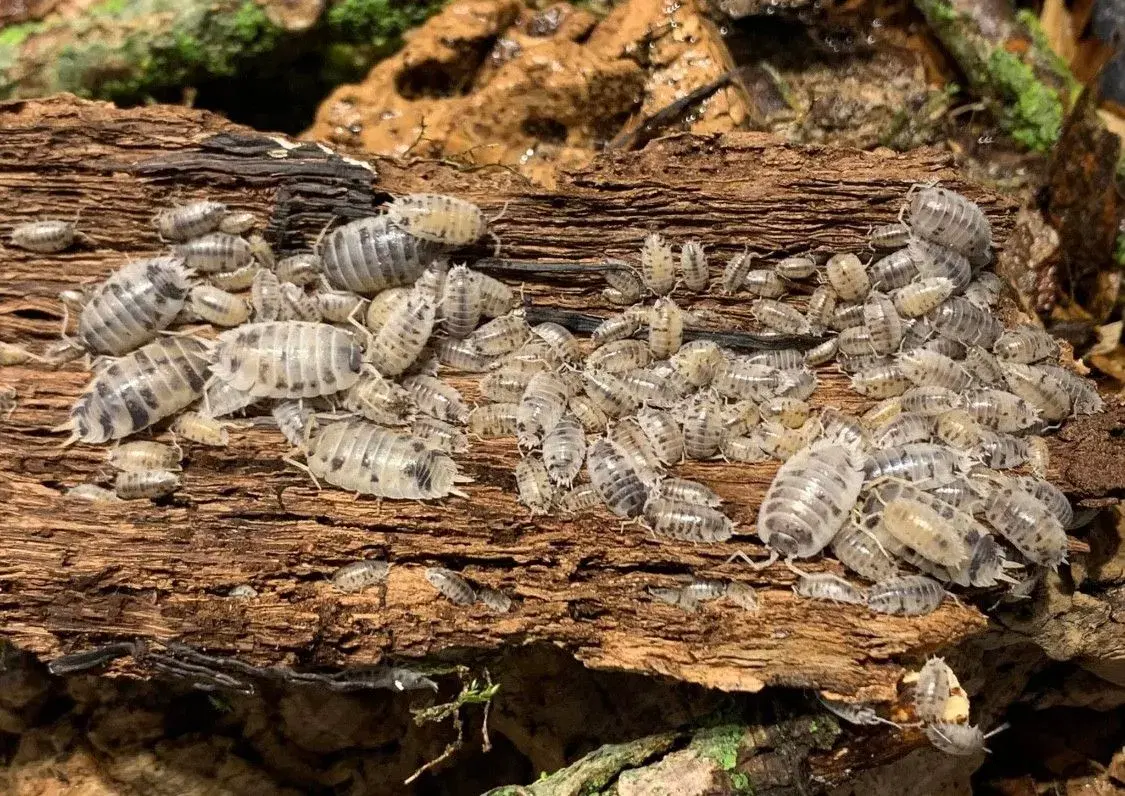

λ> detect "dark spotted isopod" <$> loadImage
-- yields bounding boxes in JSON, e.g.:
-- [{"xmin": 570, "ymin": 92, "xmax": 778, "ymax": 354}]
[
  {"xmin": 587, "ymin": 438, "xmax": 649, "ymax": 518},
  {"xmin": 78, "ymin": 257, "xmax": 192, "ymax": 355},
  {"xmin": 424, "ymin": 567, "xmax": 477, "ymax": 605},
  {"xmin": 11, "ymin": 218, "xmax": 79, "ymax": 252},
  {"xmin": 154, "ymin": 200, "xmax": 228, "ymax": 241},
  {"xmin": 320, "ymin": 215, "xmax": 441, "ymax": 294},
  {"xmin": 331, "ymin": 560, "xmax": 390, "ymax": 592},
  {"xmin": 386, "ymin": 193, "xmax": 486, "ymax": 246},
  {"xmin": 866, "ymin": 574, "xmax": 945, "ymax": 616}
]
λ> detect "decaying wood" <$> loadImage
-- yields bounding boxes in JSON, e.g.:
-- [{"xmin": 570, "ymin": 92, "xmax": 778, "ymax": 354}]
[{"xmin": 0, "ymin": 96, "xmax": 1118, "ymax": 718}]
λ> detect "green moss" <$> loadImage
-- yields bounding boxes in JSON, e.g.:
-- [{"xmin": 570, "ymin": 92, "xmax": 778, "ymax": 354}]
[
  {"xmin": 327, "ymin": 0, "xmax": 443, "ymax": 46},
  {"xmin": 730, "ymin": 771, "xmax": 754, "ymax": 794},
  {"xmin": 91, "ymin": 0, "xmax": 131, "ymax": 17},
  {"xmin": 1015, "ymin": 8, "xmax": 1079, "ymax": 95},
  {"xmin": 1115, "ymin": 232, "xmax": 1125, "ymax": 268},
  {"xmin": 0, "ymin": 21, "xmax": 42, "ymax": 48},
  {"xmin": 688, "ymin": 724, "xmax": 744, "ymax": 771},
  {"xmin": 986, "ymin": 48, "xmax": 1064, "ymax": 152},
  {"xmin": 921, "ymin": 0, "xmax": 959, "ymax": 24}
]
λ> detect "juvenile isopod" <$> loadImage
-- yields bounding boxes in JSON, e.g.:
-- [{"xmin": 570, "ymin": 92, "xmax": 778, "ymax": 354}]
[
  {"xmin": 912, "ymin": 657, "xmax": 967, "ymax": 724},
  {"xmin": 892, "ymin": 277, "xmax": 954, "ymax": 318},
  {"xmin": 424, "ymin": 567, "xmax": 477, "ymax": 605},
  {"xmin": 1036, "ymin": 364, "xmax": 1104, "ymax": 415},
  {"xmin": 252, "ymin": 268, "xmax": 283, "ymax": 322},
  {"xmin": 860, "ymin": 397, "xmax": 903, "ymax": 430},
  {"xmin": 976, "ymin": 429, "xmax": 1030, "ymax": 469},
  {"xmin": 743, "ymin": 269, "xmax": 787, "ymax": 298},
  {"xmin": 517, "ymin": 371, "xmax": 569, "ymax": 449},
  {"xmin": 305, "ymin": 419, "xmax": 469, "ymax": 499},
  {"xmin": 115, "ymin": 469, "xmax": 181, "ymax": 500},
  {"xmin": 648, "ymin": 297, "xmax": 683, "ymax": 359},
  {"xmin": 681, "ymin": 392, "xmax": 723, "ymax": 459},
  {"xmin": 591, "ymin": 308, "xmax": 647, "ymax": 345},
  {"xmin": 898, "ymin": 349, "xmax": 972, "ymax": 392},
  {"xmin": 788, "ymin": 564, "xmax": 867, "ymax": 604},
  {"xmin": 174, "ymin": 232, "xmax": 253, "ymax": 274},
  {"xmin": 962, "ymin": 272, "xmax": 1004, "ymax": 308},
  {"xmin": 925, "ymin": 723, "xmax": 1005, "ymax": 757},
  {"xmin": 171, "ymin": 411, "xmax": 232, "ymax": 447},
  {"xmin": 345, "ymin": 372, "xmax": 415, "ymax": 426},
  {"xmin": 864, "ymin": 442, "xmax": 964, "ymax": 488},
  {"xmin": 679, "ymin": 241, "xmax": 709, "ymax": 292},
  {"xmin": 320, "ymin": 215, "xmax": 440, "ymax": 294},
  {"xmin": 413, "ymin": 415, "xmax": 469, "ymax": 454},
  {"xmin": 107, "ymin": 440, "xmax": 182, "ymax": 472},
  {"xmin": 870, "ymin": 249, "xmax": 919, "ymax": 291},
  {"xmin": 604, "ymin": 266, "xmax": 645, "ymax": 304},
  {"xmin": 279, "ymin": 281, "xmax": 322, "ymax": 323},
  {"xmin": 435, "ymin": 337, "xmax": 494, "ymax": 372},
  {"xmin": 154, "ymin": 200, "xmax": 227, "ymax": 241},
  {"xmin": 470, "ymin": 310, "xmax": 531, "ymax": 357},
  {"xmin": 515, "ymin": 456, "xmax": 556, "ymax": 514},
  {"xmin": 66, "ymin": 483, "xmax": 122, "ymax": 503},
  {"xmin": 532, "ymin": 322, "xmax": 582, "ymax": 364},
  {"xmin": 608, "ymin": 417, "xmax": 663, "ymax": 485},
  {"xmin": 760, "ymin": 396, "xmax": 810, "ymax": 429},
  {"xmin": 851, "ymin": 363, "xmax": 911, "ymax": 398},
  {"xmin": 60, "ymin": 337, "xmax": 210, "ymax": 445},
  {"xmin": 871, "ymin": 411, "xmax": 933, "ymax": 448},
  {"xmin": 805, "ymin": 285, "xmax": 838, "ymax": 330},
  {"xmin": 993, "ymin": 325, "xmax": 1058, "ymax": 364},
  {"xmin": 367, "ymin": 289, "xmax": 437, "ymax": 376},
  {"xmin": 587, "ymin": 339, "xmax": 652, "ymax": 374},
  {"xmin": 868, "ymin": 221, "xmax": 912, "ymax": 250},
  {"xmin": 656, "ymin": 477, "xmax": 721, "ymax": 507},
  {"xmin": 402, "ymin": 374, "xmax": 468, "ymax": 423},
  {"xmin": 10, "ymin": 218, "xmax": 79, "ymax": 253},
  {"xmin": 634, "ymin": 407, "xmax": 684, "ymax": 465},
  {"xmin": 212, "ymin": 321, "xmax": 363, "ymax": 399},
  {"xmin": 818, "ymin": 696, "xmax": 899, "ymax": 728},
  {"xmin": 836, "ymin": 325, "xmax": 877, "ymax": 357},
  {"xmin": 910, "ymin": 238, "xmax": 972, "ymax": 291},
  {"xmin": 962, "ymin": 346, "xmax": 1006, "ymax": 386},
  {"xmin": 899, "ymin": 385, "xmax": 962, "ymax": 416},
  {"xmin": 881, "ymin": 497, "xmax": 970, "ymax": 568},
  {"xmin": 983, "ymin": 481, "xmax": 1067, "ymax": 567},
  {"xmin": 804, "ymin": 337, "xmax": 839, "ymax": 367},
  {"xmin": 218, "ymin": 210, "xmax": 257, "ymax": 235},
  {"xmin": 1026, "ymin": 435, "xmax": 1050, "ymax": 478},
  {"xmin": 644, "ymin": 497, "xmax": 734, "ymax": 543},
  {"xmin": 720, "ymin": 432, "xmax": 768, "ymax": 463},
  {"xmin": 78, "ymin": 257, "xmax": 192, "ymax": 355},
  {"xmin": 640, "ymin": 232, "xmax": 676, "ymax": 295},
  {"xmin": 818, "ymin": 408, "xmax": 870, "ymax": 452},
  {"xmin": 757, "ymin": 441, "xmax": 865, "ymax": 559},
  {"xmin": 275, "ymin": 253, "xmax": 321, "ymax": 286},
  {"xmin": 331, "ymin": 560, "xmax": 390, "ymax": 592},
  {"xmin": 189, "ymin": 285, "xmax": 250, "ymax": 327},
  {"xmin": 440, "ymin": 264, "xmax": 481, "ymax": 339},
  {"xmin": 316, "ymin": 288, "xmax": 368, "ymax": 323},
  {"xmin": 830, "ymin": 301, "xmax": 866, "ymax": 331},
  {"xmin": 542, "ymin": 414, "xmax": 586, "ymax": 486},
  {"xmin": 775, "ymin": 256, "xmax": 817, "ymax": 280},
  {"xmin": 386, "ymin": 193, "xmax": 486, "ymax": 246},
  {"xmin": 712, "ymin": 358, "xmax": 792, "ymax": 401},
  {"xmin": 831, "ymin": 518, "xmax": 900, "ymax": 582},
  {"xmin": 1018, "ymin": 475, "xmax": 1073, "ymax": 528},
  {"xmin": 862, "ymin": 292, "xmax": 904, "ymax": 355},
  {"xmin": 558, "ymin": 483, "xmax": 602, "ymax": 513},
  {"xmin": 908, "ymin": 186, "xmax": 991, "ymax": 265},
  {"xmin": 961, "ymin": 388, "xmax": 1040, "ymax": 431},
  {"xmin": 753, "ymin": 419, "xmax": 820, "ymax": 461},
  {"xmin": 478, "ymin": 586, "xmax": 513, "ymax": 613},
  {"xmin": 721, "ymin": 251, "xmax": 755, "ymax": 294},
  {"xmin": 999, "ymin": 362, "xmax": 1071, "ymax": 422},
  {"xmin": 933, "ymin": 409, "xmax": 983, "ymax": 450},
  {"xmin": 271, "ymin": 401, "xmax": 317, "ymax": 450},
  {"xmin": 825, "ymin": 253, "xmax": 870, "ymax": 301},
  {"xmin": 929, "ymin": 296, "xmax": 1002, "ymax": 348},
  {"xmin": 866, "ymin": 574, "xmax": 945, "ymax": 616},
  {"xmin": 582, "ymin": 370, "xmax": 639, "ymax": 418},
  {"xmin": 752, "ymin": 299, "xmax": 811, "ymax": 334},
  {"xmin": 468, "ymin": 402, "xmax": 519, "ymax": 438},
  {"xmin": 587, "ymin": 438, "xmax": 649, "ymax": 518}
]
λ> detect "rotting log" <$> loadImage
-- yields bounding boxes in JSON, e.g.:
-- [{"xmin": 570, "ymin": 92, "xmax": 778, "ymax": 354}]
[{"xmin": 0, "ymin": 95, "xmax": 1121, "ymax": 724}]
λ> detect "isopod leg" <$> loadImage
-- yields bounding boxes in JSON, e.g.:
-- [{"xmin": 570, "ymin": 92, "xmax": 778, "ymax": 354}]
[{"xmin": 283, "ymin": 456, "xmax": 322, "ymax": 490}]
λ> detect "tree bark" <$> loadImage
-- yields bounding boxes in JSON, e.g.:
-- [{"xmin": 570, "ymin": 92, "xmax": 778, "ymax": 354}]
[{"xmin": 0, "ymin": 95, "xmax": 1118, "ymax": 727}]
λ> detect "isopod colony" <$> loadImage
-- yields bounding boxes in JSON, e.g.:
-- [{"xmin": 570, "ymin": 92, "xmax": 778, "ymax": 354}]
[{"xmin": 6, "ymin": 182, "xmax": 1104, "ymax": 755}]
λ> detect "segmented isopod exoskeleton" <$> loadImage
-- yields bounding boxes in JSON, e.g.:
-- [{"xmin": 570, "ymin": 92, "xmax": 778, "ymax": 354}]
[
  {"xmin": 761, "ymin": 396, "xmax": 810, "ymax": 429},
  {"xmin": 976, "ymin": 429, "xmax": 1029, "ymax": 469},
  {"xmin": 402, "ymin": 374, "xmax": 468, "ymax": 423},
  {"xmin": 468, "ymin": 402, "xmax": 518, "ymax": 438},
  {"xmin": 712, "ymin": 358, "xmax": 792, "ymax": 402},
  {"xmin": 331, "ymin": 560, "xmax": 390, "ymax": 592},
  {"xmin": 320, "ymin": 216, "xmax": 440, "ymax": 294},
  {"xmin": 803, "ymin": 337, "xmax": 839, "ymax": 367},
  {"xmin": 1019, "ymin": 476, "xmax": 1073, "ymax": 528},
  {"xmin": 818, "ymin": 696, "xmax": 898, "ymax": 728},
  {"xmin": 681, "ymin": 392, "xmax": 723, "ymax": 459},
  {"xmin": 271, "ymin": 401, "xmax": 317, "ymax": 450},
  {"xmin": 517, "ymin": 371, "xmax": 569, "ymax": 449},
  {"xmin": 587, "ymin": 438, "xmax": 649, "ymax": 517},
  {"xmin": 251, "ymin": 268, "xmax": 282, "ymax": 322},
  {"xmin": 721, "ymin": 251, "xmax": 755, "ymax": 294},
  {"xmin": 470, "ymin": 310, "xmax": 530, "ymax": 357},
  {"xmin": 722, "ymin": 399, "xmax": 760, "ymax": 437},
  {"xmin": 275, "ymin": 253, "xmax": 320, "ymax": 286},
  {"xmin": 743, "ymin": 269, "xmax": 787, "ymax": 298},
  {"xmin": 529, "ymin": 323, "xmax": 580, "ymax": 367},
  {"xmin": 679, "ymin": 241, "xmax": 709, "ymax": 292},
  {"xmin": 189, "ymin": 285, "xmax": 250, "ymax": 327},
  {"xmin": 925, "ymin": 723, "xmax": 1004, "ymax": 757},
  {"xmin": 248, "ymin": 233, "xmax": 275, "ymax": 269},
  {"xmin": 345, "ymin": 372, "xmax": 414, "ymax": 426},
  {"xmin": 831, "ymin": 302, "xmax": 866, "ymax": 332},
  {"xmin": 934, "ymin": 408, "xmax": 983, "ymax": 450},
  {"xmin": 825, "ymin": 253, "xmax": 871, "ymax": 301},
  {"xmin": 587, "ymin": 340, "xmax": 652, "ymax": 374},
  {"xmin": 851, "ymin": 363, "xmax": 910, "ymax": 398},
  {"xmin": 831, "ymin": 518, "xmax": 900, "ymax": 582},
  {"xmin": 482, "ymin": 366, "xmax": 545, "ymax": 405},
  {"xmin": 604, "ymin": 266, "xmax": 645, "ymax": 305},
  {"xmin": 909, "ymin": 186, "xmax": 991, "ymax": 265},
  {"xmin": 368, "ymin": 289, "xmax": 437, "ymax": 377},
  {"xmin": 666, "ymin": 341, "xmax": 721, "ymax": 388},
  {"xmin": 644, "ymin": 497, "xmax": 733, "ymax": 543},
  {"xmin": 758, "ymin": 441, "xmax": 865, "ymax": 559},
  {"xmin": 107, "ymin": 440, "xmax": 182, "ymax": 473},
  {"xmin": 413, "ymin": 415, "xmax": 469, "ymax": 454},
  {"xmin": 962, "ymin": 346, "xmax": 1006, "ymax": 386},
  {"xmin": 984, "ymin": 481, "xmax": 1067, "ymax": 567},
  {"xmin": 881, "ymin": 497, "xmax": 971, "ymax": 567},
  {"xmin": 633, "ymin": 407, "xmax": 683, "ymax": 465},
  {"xmin": 640, "ymin": 232, "xmax": 676, "ymax": 295},
  {"xmin": 754, "ymin": 419, "xmax": 819, "ymax": 461},
  {"xmin": 720, "ymin": 432, "xmax": 767, "ymax": 462},
  {"xmin": 439, "ymin": 263, "xmax": 481, "ymax": 339},
  {"xmin": 1026, "ymin": 435, "xmax": 1049, "ymax": 478},
  {"xmin": 202, "ymin": 379, "xmax": 257, "ymax": 419},
  {"xmin": 582, "ymin": 370, "xmax": 638, "ymax": 418},
  {"xmin": 563, "ymin": 394, "xmax": 605, "ymax": 433},
  {"xmin": 867, "ymin": 574, "xmax": 944, "ymax": 616},
  {"xmin": 115, "ymin": 469, "xmax": 181, "ymax": 500},
  {"xmin": 900, "ymin": 386, "xmax": 962, "ymax": 416},
  {"xmin": 542, "ymin": 414, "xmax": 586, "ymax": 486},
  {"xmin": 869, "ymin": 221, "xmax": 912, "ymax": 250},
  {"xmin": 212, "ymin": 321, "xmax": 362, "ymax": 399},
  {"xmin": 307, "ymin": 419, "xmax": 468, "ymax": 499},
  {"xmin": 818, "ymin": 408, "xmax": 870, "ymax": 452},
  {"xmin": 515, "ymin": 456, "xmax": 555, "ymax": 514},
  {"xmin": 67, "ymin": 483, "xmax": 122, "ymax": 503},
  {"xmin": 998, "ymin": 362, "xmax": 1071, "ymax": 421},
  {"xmin": 871, "ymin": 412, "xmax": 933, "ymax": 448},
  {"xmin": 316, "ymin": 288, "xmax": 367, "ymax": 323},
  {"xmin": 78, "ymin": 257, "xmax": 191, "ymax": 355},
  {"xmin": 805, "ymin": 285, "xmax": 838, "ymax": 330},
  {"xmin": 837, "ymin": 325, "xmax": 879, "ymax": 357},
  {"xmin": 435, "ymin": 337, "xmax": 494, "ymax": 372},
  {"xmin": 1037, "ymin": 364, "xmax": 1103, "ymax": 415},
  {"xmin": 648, "ymin": 297, "xmax": 683, "ymax": 359},
  {"xmin": 609, "ymin": 418, "xmax": 662, "ymax": 485},
  {"xmin": 174, "ymin": 232, "xmax": 253, "ymax": 274},
  {"xmin": 913, "ymin": 657, "xmax": 959, "ymax": 724},
  {"xmin": 929, "ymin": 296, "xmax": 1002, "ymax": 348},
  {"xmin": 279, "ymin": 281, "xmax": 322, "ymax": 322},
  {"xmin": 860, "ymin": 293, "xmax": 903, "ymax": 355},
  {"xmin": 753, "ymin": 299, "xmax": 810, "ymax": 334},
  {"xmin": 961, "ymin": 388, "xmax": 1040, "ymax": 431},
  {"xmin": 61, "ymin": 337, "xmax": 209, "ymax": 445},
  {"xmin": 892, "ymin": 277, "xmax": 953, "ymax": 319},
  {"xmin": 861, "ymin": 397, "xmax": 903, "ymax": 430},
  {"xmin": 559, "ymin": 483, "xmax": 601, "ymax": 513},
  {"xmin": 870, "ymin": 249, "xmax": 919, "ymax": 291},
  {"xmin": 898, "ymin": 349, "xmax": 972, "ymax": 392},
  {"xmin": 865, "ymin": 442, "xmax": 964, "ymax": 488},
  {"xmin": 424, "ymin": 567, "xmax": 477, "ymax": 605},
  {"xmin": 591, "ymin": 308, "xmax": 646, "ymax": 345},
  {"xmin": 171, "ymin": 411, "xmax": 231, "ymax": 446},
  {"xmin": 788, "ymin": 564, "xmax": 867, "ymax": 604},
  {"xmin": 11, "ymin": 218, "xmax": 78, "ymax": 252},
  {"xmin": 386, "ymin": 193, "xmax": 485, "ymax": 246},
  {"xmin": 963, "ymin": 272, "xmax": 1004, "ymax": 308},
  {"xmin": 363, "ymin": 287, "xmax": 408, "ymax": 332},
  {"xmin": 657, "ymin": 477, "xmax": 721, "ymax": 507},
  {"xmin": 994, "ymin": 325, "xmax": 1058, "ymax": 363},
  {"xmin": 776, "ymin": 256, "xmax": 817, "ymax": 280},
  {"xmin": 218, "ymin": 210, "xmax": 256, "ymax": 235},
  {"xmin": 154, "ymin": 200, "xmax": 227, "ymax": 241},
  {"xmin": 478, "ymin": 586, "xmax": 513, "ymax": 613}
]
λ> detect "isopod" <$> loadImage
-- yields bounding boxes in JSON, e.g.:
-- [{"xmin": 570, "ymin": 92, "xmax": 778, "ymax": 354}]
[
  {"xmin": 424, "ymin": 567, "xmax": 477, "ymax": 605},
  {"xmin": 984, "ymin": 481, "xmax": 1067, "ymax": 567},
  {"xmin": 558, "ymin": 483, "xmax": 602, "ymax": 513},
  {"xmin": 587, "ymin": 339, "xmax": 653, "ymax": 374},
  {"xmin": 892, "ymin": 277, "xmax": 955, "ymax": 318},
  {"xmin": 320, "ymin": 215, "xmax": 440, "ymax": 294},
  {"xmin": 805, "ymin": 285, "xmax": 838, "ymax": 330},
  {"xmin": 515, "ymin": 456, "xmax": 556, "ymax": 514},
  {"xmin": 925, "ymin": 723, "xmax": 1004, "ymax": 757},
  {"xmin": 252, "ymin": 268, "xmax": 282, "ymax": 322},
  {"xmin": 532, "ymin": 322, "xmax": 582, "ymax": 364},
  {"xmin": 468, "ymin": 402, "xmax": 519, "ymax": 438},
  {"xmin": 681, "ymin": 392, "xmax": 723, "ymax": 459},
  {"xmin": 862, "ymin": 292, "xmax": 904, "ymax": 355},
  {"xmin": 402, "ymin": 374, "xmax": 468, "ymax": 423},
  {"xmin": 910, "ymin": 238, "xmax": 972, "ymax": 291},
  {"xmin": 10, "ymin": 218, "xmax": 78, "ymax": 252},
  {"xmin": 60, "ymin": 337, "xmax": 209, "ymax": 445},
  {"xmin": 804, "ymin": 337, "xmax": 839, "ymax": 366},
  {"xmin": 154, "ymin": 200, "xmax": 227, "ymax": 241},
  {"xmin": 831, "ymin": 518, "xmax": 901, "ymax": 582},
  {"xmin": 591, "ymin": 308, "xmax": 647, "ymax": 345},
  {"xmin": 174, "ymin": 232, "xmax": 253, "ymax": 274},
  {"xmin": 999, "ymin": 361, "xmax": 1071, "ymax": 421},
  {"xmin": 115, "ymin": 469, "xmax": 181, "ymax": 500},
  {"xmin": 743, "ymin": 269, "xmax": 787, "ymax": 298},
  {"xmin": 899, "ymin": 385, "xmax": 962, "ymax": 416},
  {"xmin": 870, "ymin": 249, "xmax": 919, "ymax": 291},
  {"xmin": 331, "ymin": 560, "xmax": 390, "ymax": 592},
  {"xmin": 608, "ymin": 417, "xmax": 662, "ymax": 485},
  {"xmin": 929, "ymin": 296, "xmax": 1002, "ymax": 348},
  {"xmin": 818, "ymin": 408, "xmax": 870, "ymax": 452},
  {"xmin": 648, "ymin": 297, "xmax": 683, "ymax": 359},
  {"xmin": 961, "ymin": 388, "xmax": 1040, "ymax": 431},
  {"xmin": 640, "ymin": 232, "xmax": 676, "ymax": 295},
  {"xmin": 656, "ymin": 477, "xmax": 721, "ymax": 507},
  {"xmin": 753, "ymin": 299, "xmax": 811, "ymax": 334},
  {"xmin": 864, "ymin": 442, "xmax": 964, "ymax": 488},
  {"xmin": 866, "ymin": 574, "xmax": 945, "ymax": 616},
  {"xmin": 761, "ymin": 396, "xmax": 811, "ymax": 429},
  {"xmin": 279, "ymin": 281, "xmax": 322, "ymax": 322},
  {"xmin": 1018, "ymin": 476, "xmax": 1073, "ymax": 528},
  {"xmin": 963, "ymin": 272, "xmax": 1004, "ymax": 308},
  {"xmin": 644, "ymin": 497, "xmax": 733, "ymax": 543},
  {"xmin": 993, "ymin": 325, "xmax": 1058, "ymax": 363},
  {"xmin": 345, "ymin": 372, "xmax": 415, "ymax": 426},
  {"xmin": 413, "ymin": 415, "xmax": 469, "ymax": 453},
  {"xmin": 470, "ymin": 310, "xmax": 531, "ymax": 357},
  {"xmin": 871, "ymin": 411, "xmax": 933, "ymax": 448},
  {"xmin": 171, "ymin": 411, "xmax": 232, "ymax": 446},
  {"xmin": 517, "ymin": 371, "xmax": 570, "ymax": 449},
  {"xmin": 908, "ymin": 186, "xmax": 991, "ymax": 265},
  {"xmin": 604, "ymin": 267, "xmax": 645, "ymax": 304},
  {"xmin": 78, "ymin": 257, "xmax": 192, "ymax": 355},
  {"xmin": 582, "ymin": 370, "xmax": 639, "ymax": 418},
  {"xmin": 316, "ymin": 288, "xmax": 367, "ymax": 323},
  {"xmin": 189, "ymin": 285, "xmax": 250, "ymax": 327},
  {"xmin": 1037, "ymin": 364, "xmax": 1104, "ymax": 415},
  {"xmin": 439, "ymin": 264, "xmax": 482, "ymax": 339},
  {"xmin": 898, "ymin": 349, "xmax": 972, "ymax": 392},
  {"xmin": 272, "ymin": 401, "xmax": 317, "ymax": 450},
  {"xmin": 712, "ymin": 358, "xmax": 792, "ymax": 401},
  {"xmin": 107, "ymin": 440, "xmax": 182, "ymax": 472},
  {"xmin": 881, "ymin": 497, "xmax": 971, "ymax": 568},
  {"xmin": 635, "ymin": 407, "xmax": 684, "ymax": 465},
  {"xmin": 218, "ymin": 210, "xmax": 257, "ymax": 235},
  {"xmin": 542, "ymin": 414, "xmax": 587, "ymax": 486},
  {"xmin": 720, "ymin": 432, "xmax": 768, "ymax": 463},
  {"xmin": 386, "ymin": 193, "xmax": 486, "ymax": 246},
  {"xmin": 913, "ymin": 657, "xmax": 964, "ymax": 724},
  {"xmin": 367, "ymin": 289, "xmax": 437, "ymax": 376},
  {"xmin": 776, "ymin": 256, "xmax": 818, "ymax": 279},
  {"xmin": 788, "ymin": 564, "xmax": 867, "ymax": 604},
  {"xmin": 868, "ymin": 221, "xmax": 912, "ymax": 250},
  {"xmin": 679, "ymin": 241, "xmax": 709, "ymax": 292},
  {"xmin": 478, "ymin": 586, "xmax": 513, "ymax": 613},
  {"xmin": 825, "ymin": 253, "xmax": 870, "ymax": 301},
  {"xmin": 851, "ymin": 363, "xmax": 910, "ymax": 398},
  {"xmin": 586, "ymin": 438, "xmax": 649, "ymax": 518},
  {"xmin": 276, "ymin": 253, "xmax": 321, "ymax": 286},
  {"xmin": 66, "ymin": 483, "xmax": 122, "ymax": 503},
  {"xmin": 436, "ymin": 337, "xmax": 494, "ymax": 372},
  {"xmin": 757, "ymin": 441, "xmax": 865, "ymax": 559},
  {"xmin": 305, "ymin": 419, "xmax": 468, "ymax": 499},
  {"xmin": 721, "ymin": 251, "xmax": 755, "ymax": 294}
]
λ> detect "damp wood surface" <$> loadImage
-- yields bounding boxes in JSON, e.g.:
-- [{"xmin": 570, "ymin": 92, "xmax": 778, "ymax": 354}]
[{"xmin": 0, "ymin": 95, "xmax": 1120, "ymax": 703}]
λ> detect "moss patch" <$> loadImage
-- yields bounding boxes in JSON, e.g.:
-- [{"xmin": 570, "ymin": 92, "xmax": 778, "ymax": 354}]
[
  {"xmin": 687, "ymin": 723, "xmax": 745, "ymax": 771},
  {"xmin": 986, "ymin": 48, "xmax": 1065, "ymax": 152}
]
